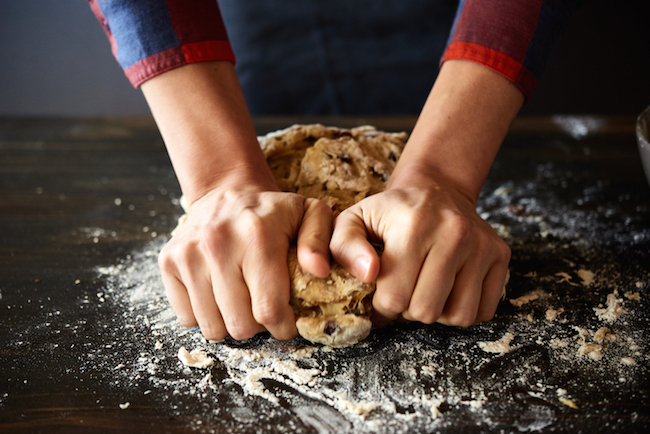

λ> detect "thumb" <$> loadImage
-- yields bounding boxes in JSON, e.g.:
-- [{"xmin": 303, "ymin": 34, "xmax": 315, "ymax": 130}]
[
  {"xmin": 296, "ymin": 198, "xmax": 333, "ymax": 278},
  {"xmin": 330, "ymin": 206, "xmax": 380, "ymax": 283}
]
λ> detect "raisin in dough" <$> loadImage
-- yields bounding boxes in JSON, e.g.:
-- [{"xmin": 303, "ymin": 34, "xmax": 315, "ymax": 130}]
[{"xmin": 174, "ymin": 124, "xmax": 407, "ymax": 347}]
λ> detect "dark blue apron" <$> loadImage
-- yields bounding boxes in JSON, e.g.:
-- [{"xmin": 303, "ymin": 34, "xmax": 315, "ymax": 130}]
[{"xmin": 217, "ymin": 0, "xmax": 458, "ymax": 115}]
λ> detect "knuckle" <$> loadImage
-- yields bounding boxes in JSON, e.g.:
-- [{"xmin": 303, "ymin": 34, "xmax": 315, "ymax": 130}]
[
  {"xmin": 475, "ymin": 309, "xmax": 496, "ymax": 324},
  {"xmin": 157, "ymin": 249, "xmax": 175, "ymax": 272},
  {"xmin": 253, "ymin": 302, "xmax": 285, "ymax": 327},
  {"xmin": 228, "ymin": 325, "xmax": 260, "ymax": 341},
  {"xmin": 375, "ymin": 291, "xmax": 411, "ymax": 317},
  {"xmin": 198, "ymin": 321, "xmax": 227, "ymax": 341},
  {"xmin": 444, "ymin": 309, "xmax": 476, "ymax": 328},
  {"xmin": 245, "ymin": 214, "xmax": 267, "ymax": 238},
  {"xmin": 198, "ymin": 223, "xmax": 229, "ymax": 249},
  {"xmin": 226, "ymin": 317, "xmax": 262, "ymax": 341},
  {"xmin": 446, "ymin": 213, "xmax": 472, "ymax": 245},
  {"xmin": 302, "ymin": 225, "xmax": 330, "ymax": 247},
  {"xmin": 176, "ymin": 314, "xmax": 198, "ymax": 328},
  {"xmin": 158, "ymin": 242, "xmax": 198, "ymax": 274},
  {"xmin": 407, "ymin": 304, "xmax": 440, "ymax": 325},
  {"xmin": 499, "ymin": 242, "xmax": 512, "ymax": 263},
  {"xmin": 309, "ymin": 197, "xmax": 334, "ymax": 215},
  {"xmin": 201, "ymin": 328, "xmax": 228, "ymax": 342}
]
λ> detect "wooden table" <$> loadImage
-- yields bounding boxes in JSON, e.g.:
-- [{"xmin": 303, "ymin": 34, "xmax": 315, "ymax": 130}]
[{"xmin": 1, "ymin": 117, "xmax": 649, "ymax": 433}]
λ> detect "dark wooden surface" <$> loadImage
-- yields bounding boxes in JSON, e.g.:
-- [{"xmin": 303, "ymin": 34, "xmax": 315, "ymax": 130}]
[{"xmin": 1, "ymin": 116, "xmax": 649, "ymax": 433}]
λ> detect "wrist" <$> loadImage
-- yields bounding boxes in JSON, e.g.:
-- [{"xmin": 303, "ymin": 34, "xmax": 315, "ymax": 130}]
[
  {"xmin": 392, "ymin": 59, "xmax": 524, "ymax": 201},
  {"xmin": 387, "ymin": 161, "xmax": 478, "ymax": 207},
  {"xmin": 141, "ymin": 61, "xmax": 277, "ymax": 205},
  {"xmin": 187, "ymin": 164, "xmax": 279, "ymax": 207}
]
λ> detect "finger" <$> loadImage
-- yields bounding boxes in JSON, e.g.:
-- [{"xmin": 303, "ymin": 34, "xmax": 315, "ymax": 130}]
[
  {"xmin": 159, "ymin": 247, "xmax": 198, "ymax": 327},
  {"xmin": 243, "ymin": 242, "xmax": 298, "ymax": 341},
  {"xmin": 195, "ymin": 224, "xmax": 266, "ymax": 341},
  {"xmin": 210, "ymin": 265, "xmax": 266, "ymax": 341},
  {"xmin": 161, "ymin": 272, "xmax": 197, "ymax": 327},
  {"xmin": 475, "ymin": 255, "xmax": 511, "ymax": 323},
  {"xmin": 371, "ymin": 237, "xmax": 432, "ymax": 326},
  {"xmin": 330, "ymin": 206, "xmax": 380, "ymax": 283},
  {"xmin": 435, "ymin": 258, "xmax": 486, "ymax": 327},
  {"xmin": 398, "ymin": 242, "xmax": 459, "ymax": 325},
  {"xmin": 177, "ymin": 259, "xmax": 229, "ymax": 341},
  {"xmin": 297, "ymin": 198, "xmax": 333, "ymax": 278}
]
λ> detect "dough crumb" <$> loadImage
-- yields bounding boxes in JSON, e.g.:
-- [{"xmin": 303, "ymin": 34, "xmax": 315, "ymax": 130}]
[
  {"xmin": 118, "ymin": 402, "xmax": 130, "ymax": 410},
  {"xmin": 594, "ymin": 292, "xmax": 626, "ymax": 323},
  {"xmin": 577, "ymin": 269, "xmax": 595, "ymax": 286},
  {"xmin": 593, "ymin": 327, "xmax": 611, "ymax": 342},
  {"xmin": 545, "ymin": 307, "xmax": 564, "ymax": 321},
  {"xmin": 478, "ymin": 332, "xmax": 514, "ymax": 354},
  {"xmin": 509, "ymin": 290, "xmax": 543, "ymax": 307},
  {"xmin": 624, "ymin": 291, "xmax": 640, "ymax": 300},
  {"xmin": 154, "ymin": 341, "xmax": 163, "ymax": 350},
  {"xmin": 555, "ymin": 272, "xmax": 580, "ymax": 286},
  {"xmin": 620, "ymin": 357, "xmax": 637, "ymax": 366},
  {"xmin": 559, "ymin": 397, "xmax": 579, "ymax": 409},
  {"xmin": 577, "ymin": 342, "xmax": 603, "ymax": 361},
  {"xmin": 178, "ymin": 347, "xmax": 214, "ymax": 369}
]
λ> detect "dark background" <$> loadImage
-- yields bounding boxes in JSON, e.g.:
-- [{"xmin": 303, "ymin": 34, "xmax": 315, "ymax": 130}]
[{"xmin": 0, "ymin": 0, "xmax": 648, "ymax": 117}]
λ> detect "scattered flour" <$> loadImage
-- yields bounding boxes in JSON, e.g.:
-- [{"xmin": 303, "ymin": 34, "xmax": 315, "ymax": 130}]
[
  {"xmin": 545, "ymin": 308, "xmax": 564, "ymax": 321},
  {"xmin": 87, "ymin": 160, "xmax": 649, "ymax": 433}
]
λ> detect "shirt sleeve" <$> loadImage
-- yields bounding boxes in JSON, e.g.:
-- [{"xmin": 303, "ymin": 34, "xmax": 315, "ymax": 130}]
[
  {"xmin": 442, "ymin": 0, "xmax": 584, "ymax": 99},
  {"xmin": 87, "ymin": 0, "xmax": 236, "ymax": 88}
]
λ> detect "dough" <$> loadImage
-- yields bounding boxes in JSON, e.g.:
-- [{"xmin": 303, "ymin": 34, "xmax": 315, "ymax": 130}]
[
  {"xmin": 261, "ymin": 125, "xmax": 407, "ymax": 346},
  {"xmin": 260, "ymin": 124, "xmax": 406, "ymax": 215},
  {"xmin": 287, "ymin": 246, "xmax": 375, "ymax": 347}
]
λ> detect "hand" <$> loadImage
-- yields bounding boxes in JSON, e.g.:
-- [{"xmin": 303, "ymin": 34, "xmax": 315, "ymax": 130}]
[
  {"xmin": 328, "ymin": 59, "xmax": 522, "ymax": 328},
  {"xmin": 330, "ymin": 173, "xmax": 511, "ymax": 327},
  {"xmin": 158, "ymin": 186, "xmax": 333, "ymax": 341}
]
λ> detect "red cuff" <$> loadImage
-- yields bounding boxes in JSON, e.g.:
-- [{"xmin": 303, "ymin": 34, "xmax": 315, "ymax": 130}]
[
  {"xmin": 125, "ymin": 40, "xmax": 236, "ymax": 88},
  {"xmin": 442, "ymin": 41, "xmax": 537, "ymax": 100}
]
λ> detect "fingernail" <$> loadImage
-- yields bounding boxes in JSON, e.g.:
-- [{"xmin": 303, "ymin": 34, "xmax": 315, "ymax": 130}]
[{"xmin": 354, "ymin": 256, "xmax": 371, "ymax": 280}]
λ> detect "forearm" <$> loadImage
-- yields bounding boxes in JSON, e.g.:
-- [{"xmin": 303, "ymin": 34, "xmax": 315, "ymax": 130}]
[
  {"xmin": 389, "ymin": 60, "xmax": 525, "ymax": 202},
  {"xmin": 141, "ymin": 61, "xmax": 277, "ymax": 205}
]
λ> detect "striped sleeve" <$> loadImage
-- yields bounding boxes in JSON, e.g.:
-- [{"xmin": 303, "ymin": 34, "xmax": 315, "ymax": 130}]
[
  {"xmin": 87, "ymin": 0, "xmax": 235, "ymax": 88},
  {"xmin": 442, "ymin": 0, "xmax": 584, "ymax": 99}
]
